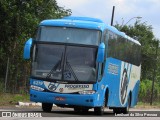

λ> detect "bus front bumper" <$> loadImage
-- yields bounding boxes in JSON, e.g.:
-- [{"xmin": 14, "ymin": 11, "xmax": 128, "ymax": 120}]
[{"xmin": 30, "ymin": 89, "xmax": 100, "ymax": 107}]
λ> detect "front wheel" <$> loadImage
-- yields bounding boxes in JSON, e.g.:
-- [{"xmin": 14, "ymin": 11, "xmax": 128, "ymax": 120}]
[
  {"xmin": 94, "ymin": 106, "xmax": 105, "ymax": 115},
  {"xmin": 42, "ymin": 103, "xmax": 53, "ymax": 112},
  {"xmin": 74, "ymin": 107, "xmax": 89, "ymax": 113},
  {"xmin": 94, "ymin": 97, "xmax": 106, "ymax": 115}
]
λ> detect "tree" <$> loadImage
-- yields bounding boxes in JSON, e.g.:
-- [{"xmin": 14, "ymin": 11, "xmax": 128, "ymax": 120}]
[{"xmin": 0, "ymin": 0, "xmax": 71, "ymax": 93}]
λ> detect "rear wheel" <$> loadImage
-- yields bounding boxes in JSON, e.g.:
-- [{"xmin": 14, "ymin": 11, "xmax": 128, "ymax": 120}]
[
  {"xmin": 123, "ymin": 95, "xmax": 130, "ymax": 114},
  {"xmin": 113, "ymin": 96, "xmax": 130, "ymax": 114},
  {"xmin": 42, "ymin": 103, "xmax": 53, "ymax": 112},
  {"xmin": 113, "ymin": 108, "xmax": 125, "ymax": 114},
  {"xmin": 113, "ymin": 108, "xmax": 120, "ymax": 114}
]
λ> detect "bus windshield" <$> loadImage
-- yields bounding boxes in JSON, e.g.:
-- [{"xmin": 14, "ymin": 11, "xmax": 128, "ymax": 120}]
[
  {"xmin": 37, "ymin": 26, "xmax": 100, "ymax": 46},
  {"xmin": 32, "ymin": 44, "xmax": 97, "ymax": 83}
]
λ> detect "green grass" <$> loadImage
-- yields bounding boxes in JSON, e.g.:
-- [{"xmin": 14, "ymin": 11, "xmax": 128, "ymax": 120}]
[
  {"xmin": 136, "ymin": 101, "xmax": 160, "ymax": 108},
  {"xmin": 0, "ymin": 93, "xmax": 29, "ymax": 106}
]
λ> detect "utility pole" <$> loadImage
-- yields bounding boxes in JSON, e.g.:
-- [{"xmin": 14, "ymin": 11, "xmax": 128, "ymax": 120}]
[
  {"xmin": 111, "ymin": 6, "xmax": 115, "ymax": 26},
  {"xmin": 5, "ymin": 57, "xmax": 9, "ymax": 92},
  {"xmin": 150, "ymin": 41, "xmax": 159, "ymax": 105}
]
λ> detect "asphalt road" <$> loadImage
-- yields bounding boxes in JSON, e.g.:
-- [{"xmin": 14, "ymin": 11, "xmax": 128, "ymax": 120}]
[{"xmin": 0, "ymin": 107, "xmax": 160, "ymax": 120}]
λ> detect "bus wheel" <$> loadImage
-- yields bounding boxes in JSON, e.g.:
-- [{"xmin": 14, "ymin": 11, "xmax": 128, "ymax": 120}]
[
  {"xmin": 113, "ymin": 108, "xmax": 119, "ymax": 114},
  {"xmin": 74, "ymin": 107, "xmax": 81, "ymax": 113},
  {"xmin": 123, "ymin": 95, "xmax": 130, "ymax": 114},
  {"xmin": 42, "ymin": 103, "xmax": 53, "ymax": 112},
  {"xmin": 113, "ymin": 97, "xmax": 130, "ymax": 114},
  {"xmin": 81, "ymin": 108, "xmax": 89, "ymax": 113},
  {"xmin": 74, "ymin": 107, "xmax": 89, "ymax": 113},
  {"xmin": 94, "ymin": 97, "xmax": 106, "ymax": 115}
]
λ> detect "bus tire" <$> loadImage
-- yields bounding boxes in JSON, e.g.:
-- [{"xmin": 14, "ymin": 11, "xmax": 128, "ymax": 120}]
[
  {"xmin": 74, "ymin": 107, "xmax": 80, "ymax": 113},
  {"xmin": 42, "ymin": 103, "xmax": 53, "ymax": 112},
  {"xmin": 113, "ymin": 96, "xmax": 130, "ymax": 114},
  {"xmin": 123, "ymin": 95, "xmax": 131, "ymax": 114},
  {"xmin": 113, "ymin": 108, "xmax": 120, "ymax": 114},
  {"xmin": 94, "ymin": 97, "xmax": 106, "ymax": 115},
  {"xmin": 74, "ymin": 107, "xmax": 89, "ymax": 113}
]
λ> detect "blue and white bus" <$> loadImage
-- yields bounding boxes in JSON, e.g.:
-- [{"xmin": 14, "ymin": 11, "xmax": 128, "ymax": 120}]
[{"xmin": 24, "ymin": 16, "xmax": 141, "ymax": 115}]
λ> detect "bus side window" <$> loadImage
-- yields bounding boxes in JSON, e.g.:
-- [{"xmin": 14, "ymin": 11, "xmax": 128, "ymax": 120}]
[
  {"xmin": 107, "ymin": 31, "xmax": 120, "ymax": 58},
  {"xmin": 106, "ymin": 31, "xmax": 141, "ymax": 66},
  {"xmin": 104, "ymin": 31, "xmax": 109, "ymax": 58},
  {"xmin": 108, "ymin": 32, "xmax": 114, "ymax": 57}
]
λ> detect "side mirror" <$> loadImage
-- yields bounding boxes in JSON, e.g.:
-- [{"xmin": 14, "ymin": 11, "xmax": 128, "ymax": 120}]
[
  {"xmin": 23, "ymin": 38, "xmax": 33, "ymax": 59},
  {"xmin": 97, "ymin": 43, "xmax": 105, "ymax": 63}
]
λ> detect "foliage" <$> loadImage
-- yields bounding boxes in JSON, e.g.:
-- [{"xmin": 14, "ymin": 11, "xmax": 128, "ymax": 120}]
[
  {"xmin": 0, "ymin": 0, "xmax": 71, "ymax": 93},
  {"xmin": 139, "ymin": 79, "xmax": 160, "ymax": 102}
]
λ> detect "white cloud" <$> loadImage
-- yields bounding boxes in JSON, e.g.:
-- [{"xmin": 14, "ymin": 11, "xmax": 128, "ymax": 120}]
[
  {"xmin": 56, "ymin": 0, "xmax": 160, "ymax": 39},
  {"xmin": 57, "ymin": 0, "xmax": 89, "ymax": 10}
]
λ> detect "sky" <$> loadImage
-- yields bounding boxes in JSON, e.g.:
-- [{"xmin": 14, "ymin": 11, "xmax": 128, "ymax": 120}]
[{"xmin": 56, "ymin": 0, "xmax": 160, "ymax": 40}]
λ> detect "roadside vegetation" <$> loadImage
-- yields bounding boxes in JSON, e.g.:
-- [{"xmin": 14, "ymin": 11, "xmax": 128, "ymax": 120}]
[
  {"xmin": 0, "ymin": 93, "xmax": 29, "ymax": 106},
  {"xmin": 0, "ymin": 0, "xmax": 71, "ymax": 94}
]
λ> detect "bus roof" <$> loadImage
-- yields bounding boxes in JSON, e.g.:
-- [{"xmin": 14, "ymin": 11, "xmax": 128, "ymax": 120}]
[
  {"xmin": 40, "ymin": 17, "xmax": 103, "ymax": 31},
  {"xmin": 63, "ymin": 16, "xmax": 104, "ymax": 23},
  {"xmin": 40, "ymin": 16, "xmax": 141, "ymax": 46}
]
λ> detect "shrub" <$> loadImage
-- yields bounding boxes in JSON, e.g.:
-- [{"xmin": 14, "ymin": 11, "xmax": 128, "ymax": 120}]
[{"xmin": 139, "ymin": 79, "xmax": 160, "ymax": 103}]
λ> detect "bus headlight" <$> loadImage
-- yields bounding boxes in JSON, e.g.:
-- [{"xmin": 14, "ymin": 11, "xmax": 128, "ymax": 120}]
[
  {"xmin": 78, "ymin": 90, "xmax": 96, "ymax": 95},
  {"xmin": 30, "ymin": 85, "xmax": 44, "ymax": 91}
]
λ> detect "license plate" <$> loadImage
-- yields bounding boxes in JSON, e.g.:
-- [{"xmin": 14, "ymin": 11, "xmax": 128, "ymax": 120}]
[{"xmin": 55, "ymin": 97, "xmax": 65, "ymax": 101}]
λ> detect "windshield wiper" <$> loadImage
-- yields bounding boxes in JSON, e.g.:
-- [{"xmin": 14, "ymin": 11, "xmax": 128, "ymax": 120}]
[
  {"xmin": 46, "ymin": 51, "xmax": 79, "ymax": 81},
  {"xmin": 64, "ymin": 56, "xmax": 79, "ymax": 81},
  {"xmin": 46, "ymin": 53, "xmax": 63, "ymax": 79}
]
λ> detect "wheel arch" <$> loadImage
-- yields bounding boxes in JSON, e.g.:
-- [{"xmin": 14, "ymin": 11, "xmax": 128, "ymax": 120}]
[
  {"xmin": 103, "ymin": 86, "xmax": 109, "ymax": 107},
  {"xmin": 128, "ymin": 90, "xmax": 132, "ymax": 107}
]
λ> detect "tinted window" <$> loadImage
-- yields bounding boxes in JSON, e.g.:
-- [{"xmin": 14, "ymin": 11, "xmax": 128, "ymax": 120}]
[
  {"xmin": 107, "ymin": 31, "xmax": 141, "ymax": 66},
  {"xmin": 37, "ymin": 26, "xmax": 101, "ymax": 46}
]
